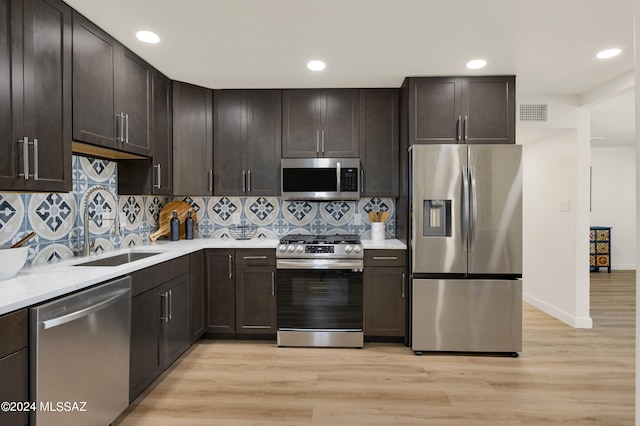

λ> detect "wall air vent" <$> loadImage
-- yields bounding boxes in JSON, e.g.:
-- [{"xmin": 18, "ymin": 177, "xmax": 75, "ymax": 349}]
[{"xmin": 518, "ymin": 103, "xmax": 549, "ymax": 123}]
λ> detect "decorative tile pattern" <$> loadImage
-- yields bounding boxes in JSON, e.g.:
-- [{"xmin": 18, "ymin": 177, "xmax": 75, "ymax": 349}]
[
  {"xmin": 4, "ymin": 153, "xmax": 396, "ymax": 265},
  {"xmin": 246, "ymin": 197, "xmax": 278, "ymax": 224},
  {"xmin": 28, "ymin": 193, "xmax": 76, "ymax": 240},
  {"xmin": 209, "ymin": 197, "xmax": 241, "ymax": 225},
  {"xmin": 320, "ymin": 201, "xmax": 354, "ymax": 225},
  {"xmin": 282, "ymin": 201, "xmax": 316, "ymax": 225},
  {"xmin": 0, "ymin": 194, "xmax": 24, "ymax": 245},
  {"xmin": 121, "ymin": 196, "xmax": 143, "ymax": 231}
]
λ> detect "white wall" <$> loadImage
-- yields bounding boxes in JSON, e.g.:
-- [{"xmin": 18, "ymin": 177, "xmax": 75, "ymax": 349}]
[
  {"xmin": 521, "ymin": 127, "xmax": 592, "ymax": 328},
  {"xmin": 590, "ymin": 146, "xmax": 637, "ymax": 269}
]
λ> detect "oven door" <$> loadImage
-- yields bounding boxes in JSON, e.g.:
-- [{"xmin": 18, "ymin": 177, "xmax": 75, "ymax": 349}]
[{"xmin": 276, "ymin": 269, "xmax": 363, "ymax": 331}]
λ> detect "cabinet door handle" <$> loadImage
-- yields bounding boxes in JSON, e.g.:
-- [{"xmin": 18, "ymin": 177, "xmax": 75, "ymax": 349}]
[
  {"xmin": 208, "ymin": 170, "xmax": 213, "ymax": 192},
  {"xmin": 464, "ymin": 115, "xmax": 468, "ymax": 141},
  {"xmin": 321, "ymin": 130, "xmax": 325, "ymax": 155},
  {"xmin": 160, "ymin": 292, "xmax": 168, "ymax": 322},
  {"xmin": 154, "ymin": 164, "xmax": 162, "ymax": 189},
  {"xmin": 18, "ymin": 137, "xmax": 29, "ymax": 180},
  {"xmin": 242, "ymin": 170, "xmax": 246, "ymax": 192},
  {"xmin": 116, "ymin": 113, "xmax": 125, "ymax": 143},
  {"xmin": 168, "ymin": 289, "xmax": 172, "ymax": 320},
  {"xmin": 372, "ymin": 256, "xmax": 398, "ymax": 260},
  {"xmin": 271, "ymin": 272, "xmax": 275, "ymax": 296},
  {"xmin": 32, "ymin": 138, "xmax": 38, "ymax": 180},
  {"xmin": 247, "ymin": 170, "xmax": 251, "ymax": 192},
  {"xmin": 457, "ymin": 115, "xmax": 462, "ymax": 141},
  {"xmin": 316, "ymin": 131, "xmax": 320, "ymax": 154},
  {"xmin": 360, "ymin": 169, "xmax": 364, "ymax": 194},
  {"xmin": 243, "ymin": 256, "xmax": 267, "ymax": 260},
  {"xmin": 401, "ymin": 273, "xmax": 406, "ymax": 298},
  {"xmin": 125, "ymin": 113, "xmax": 129, "ymax": 143},
  {"xmin": 228, "ymin": 254, "xmax": 233, "ymax": 279}
]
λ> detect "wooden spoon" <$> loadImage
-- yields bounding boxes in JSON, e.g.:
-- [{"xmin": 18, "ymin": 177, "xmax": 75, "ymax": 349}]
[
  {"xmin": 11, "ymin": 231, "xmax": 35, "ymax": 248},
  {"xmin": 368, "ymin": 211, "xmax": 378, "ymax": 222},
  {"xmin": 379, "ymin": 211, "xmax": 390, "ymax": 223}
]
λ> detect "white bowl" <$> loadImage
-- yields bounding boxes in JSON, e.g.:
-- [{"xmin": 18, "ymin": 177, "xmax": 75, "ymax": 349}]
[{"xmin": 0, "ymin": 246, "xmax": 29, "ymax": 280}]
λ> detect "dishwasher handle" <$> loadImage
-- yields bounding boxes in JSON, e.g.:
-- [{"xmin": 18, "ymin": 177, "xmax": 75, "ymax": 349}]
[{"xmin": 41, "ymin": 288, "xmax": 130, "ymax": 330}]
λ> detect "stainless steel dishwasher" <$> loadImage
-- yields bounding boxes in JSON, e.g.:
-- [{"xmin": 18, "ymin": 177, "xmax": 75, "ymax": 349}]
[{"xmin": 30, "ymin": 276, "xmax": 131, "ymax": 426}]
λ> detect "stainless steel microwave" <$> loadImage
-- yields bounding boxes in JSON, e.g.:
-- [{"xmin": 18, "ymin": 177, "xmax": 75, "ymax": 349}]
[{"xmin": 281, "ymin": 158, "xmax": 360, "ymax": 200}]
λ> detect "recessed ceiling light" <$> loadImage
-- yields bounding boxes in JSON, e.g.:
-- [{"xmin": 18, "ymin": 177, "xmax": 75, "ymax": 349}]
[
  {"xmin": 596, "ymin": 48, "xmax": 621, "ymax": 59},
  {"xmin": 307, "ymin": 60, "xmax": 326, "ymax": 71},
  {"xmin": 466, "ymin": 59, "xmax": 487, "ymax": 70},
  {"xmin": 136, "ymin": 30, "xmax": 160, "ymax": 44}
]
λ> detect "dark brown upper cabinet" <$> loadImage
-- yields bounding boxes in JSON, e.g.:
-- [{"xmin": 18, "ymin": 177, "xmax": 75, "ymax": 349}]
[
  {"xmin": 118, "ymin": 70, "xmax": 173, "ymax": 195},
  {"xmin": 282, "ymin": 89, "xmax": 359, "ymax": 158},
  {"xmin": 172, "ymin": 81, "xmax": 213, "ymax": 196},
  {"xmin": 214, "ymin": 90, "xmax": 281, "ymax": 196},
  {"xmin": 359, "ymin": 89, "xmax": 399, "ymax": 197},
  {"xmin": 72, "ymin": 11, "xmax": 151, "ymax": 156},
  {"xmin": 0, "ymin": 0, "xmax": 72, "ymax": 192},
  {"xmin": 407, "ymin": 76, "xmax": 515, "ymax": 145}
]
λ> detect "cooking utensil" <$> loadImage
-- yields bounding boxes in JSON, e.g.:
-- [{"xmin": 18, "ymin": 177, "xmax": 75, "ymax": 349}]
[
  {"xmin": 368, "ymin": 211, "xmax": 378, "ymax": 222},
  {"xmin": 149, "ymin": 201, "xmax": 197, "ymax": 241},
  {"xmin": 379, "ymin": 211, "xmax": 390, "ymax": 223},
  {"xmin": 11, "ymin": 231, "xmax": 36, "ymax": 248}
]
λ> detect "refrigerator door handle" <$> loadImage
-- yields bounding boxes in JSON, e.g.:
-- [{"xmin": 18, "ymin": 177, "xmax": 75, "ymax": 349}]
[
  {"xmin": 461, "ymin": 166, "xmax": 469, "ymax": 253},
  {"xmin": 469, "ymin": 166, "xmax": 477, "ymax": 252}
]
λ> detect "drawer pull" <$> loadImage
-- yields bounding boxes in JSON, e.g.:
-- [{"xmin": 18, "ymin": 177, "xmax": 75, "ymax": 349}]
[
  {"xmin": 372, "ymin": 256, "xmax": 398, "ymax": 260},
  {"xmin": 242, "ymin": 256, "xmax": 268, "ymax": 260}
]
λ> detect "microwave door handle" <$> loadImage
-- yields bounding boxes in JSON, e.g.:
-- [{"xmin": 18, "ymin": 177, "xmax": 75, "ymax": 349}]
[{"xmin": 336, "ymin": 162, "xmax": 341, "ymax": 198}]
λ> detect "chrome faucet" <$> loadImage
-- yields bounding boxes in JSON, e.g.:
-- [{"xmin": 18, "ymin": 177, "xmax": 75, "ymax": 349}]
[{"xmin": 82, "ymin": 185, "xmax": 121, "ymax": 256}]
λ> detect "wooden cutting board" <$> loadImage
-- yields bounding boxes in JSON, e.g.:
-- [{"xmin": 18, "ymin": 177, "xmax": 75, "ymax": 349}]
[{"xmin": 149, "ymin": 201, "xmax": 197, "ymax": 241}]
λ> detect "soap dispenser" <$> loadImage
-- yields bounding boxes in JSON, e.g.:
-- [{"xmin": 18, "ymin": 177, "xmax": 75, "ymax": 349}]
[
  {"xmin": 185, "ymin": 211, "xmax": 194, "ymax": 240},
  {"xmin": 170, "ymin": 210, "xmax": 180, "ymax": 241}
]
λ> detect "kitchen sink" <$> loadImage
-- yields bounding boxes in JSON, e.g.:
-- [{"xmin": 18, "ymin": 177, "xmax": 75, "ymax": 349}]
[{"xmin": 73, "ymin": 252, "xmax": 162, "ymax": 267}]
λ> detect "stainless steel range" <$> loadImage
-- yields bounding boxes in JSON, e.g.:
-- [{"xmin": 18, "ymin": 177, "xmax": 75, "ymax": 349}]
[{"xmin": 276, "ymin": 234, "xmax": 364, "ymax": 348}]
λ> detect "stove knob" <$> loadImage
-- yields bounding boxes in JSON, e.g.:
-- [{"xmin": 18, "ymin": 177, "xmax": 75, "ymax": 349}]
[
  {"xmin": 344, "ymin": 245, "xmax": 353, "ymax": 253},
  {"xmin": 287, "ymin": 245, "xmax": 295, "ymax": 253},
  {"xmin": 353, "ymin": 245, "xmax": 362, "ymax": 254},
  {"xmin": 296, "ymin": 245, "xmax": 304, "ymax": 253},
  {"xmin": 278, "ymin": 244, "xmax": 287, "ymax": 252}
]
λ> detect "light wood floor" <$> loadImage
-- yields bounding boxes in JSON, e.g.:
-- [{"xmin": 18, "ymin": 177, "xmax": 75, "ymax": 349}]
[{"xmin": 114, "ymin": 271, "xmax": 635, "ymax": 425}]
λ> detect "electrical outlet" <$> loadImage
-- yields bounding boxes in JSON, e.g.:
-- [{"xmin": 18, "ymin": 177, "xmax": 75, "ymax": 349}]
[
  {"xmin": 560, "ymin": 200, "xmax": 571, "ymax": 212},
  {"xmin": 232, "ymin": 213, "xmax": 241, "ymax": 224},
  {"xmin": 353, "ymin": 213, "xmax": 361, "ymax": 226}
]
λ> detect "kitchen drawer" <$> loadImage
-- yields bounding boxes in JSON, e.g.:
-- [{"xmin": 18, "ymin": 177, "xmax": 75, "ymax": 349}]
[
  {"xmin": 235, "ymin": 249, "xmax": 276, "ymax": 267},
  {"xmin": 0, "ymin": 348, "xmax": 28, "ymax": 426},
  {"xmin": 0, "ymin": 309, "xmax": 28, "ymax": 359},
  {"xmin": 364, "ymin": 250, "xmax": 406, "ymax": 267},
  {"xmin": 130, "ymin": 255, "xmax": 191, "ymax": 297}
]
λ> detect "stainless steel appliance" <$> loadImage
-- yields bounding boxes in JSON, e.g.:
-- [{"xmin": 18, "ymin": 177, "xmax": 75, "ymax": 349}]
[
  {"xmin": 276, "ymin": 234, "xmax": 364, "ymax": 347},
  {"xmin": 409, "ymin": 144, "xmax": 522, "ymax": 354},
  {"xmin": 281, "ymin": 158, "xmax": 360, "ymax": 200},
  {"xmin": 31, "ymin": 277, "xmax": 131, "ymax": 425}
]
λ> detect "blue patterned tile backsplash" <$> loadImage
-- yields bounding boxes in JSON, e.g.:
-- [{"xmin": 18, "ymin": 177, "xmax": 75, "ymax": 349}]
[{"xmin": 0, "ymin": 155, "xmax": 395, "ymax": 266}]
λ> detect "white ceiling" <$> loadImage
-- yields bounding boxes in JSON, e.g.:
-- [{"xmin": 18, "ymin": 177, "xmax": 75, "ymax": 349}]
[{"xmin": 64, "ymin": 0, "xmax": 634, "ymax": 96}]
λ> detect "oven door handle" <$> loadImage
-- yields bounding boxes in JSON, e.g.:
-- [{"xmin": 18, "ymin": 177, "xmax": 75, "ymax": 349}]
[{"xmin": 277, "ymin": 259, "xmax": 363, "ymax": 271}]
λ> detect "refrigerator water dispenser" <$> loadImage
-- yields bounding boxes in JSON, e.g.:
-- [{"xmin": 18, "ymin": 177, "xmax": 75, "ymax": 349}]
[{"xmin": 423, "ymin": 200, "xmax": 451, "ymax": 237}]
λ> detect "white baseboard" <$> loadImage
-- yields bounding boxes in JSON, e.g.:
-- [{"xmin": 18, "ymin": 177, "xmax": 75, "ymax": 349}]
[{"xmin": 523, "ymin": 293, "xmax": 593, "ymax": 329}]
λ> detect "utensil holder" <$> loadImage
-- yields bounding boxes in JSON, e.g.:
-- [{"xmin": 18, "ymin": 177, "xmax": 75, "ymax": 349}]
[{"xmin": 371, "ymin": 222, "xmax": 385, "ymax": 241}]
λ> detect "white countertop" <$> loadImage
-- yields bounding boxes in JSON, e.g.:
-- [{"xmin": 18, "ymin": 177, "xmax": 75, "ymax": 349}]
[{"xmin": 0, "ymin": 237, "xmax": 405, "ymax": 316}]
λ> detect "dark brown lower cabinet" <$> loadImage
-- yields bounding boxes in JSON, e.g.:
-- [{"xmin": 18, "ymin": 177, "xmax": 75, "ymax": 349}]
[
  {"xmin": 129, "ymin": 256, "xmax": 191, "ymax": 402},
  {"xmin": 235, "ymin": 265, "xmax": 277, "ymax": 334},
  {"xmin": 205, "ymin": 249, "xmax": 235, "ymax": 333},
  {"xmin": 363, "ymin": 250, "xmax": 407, "ymax": 338},
  {"xmin": 206, "ymin": 248, "xmax": 276, "ymax": 336},
  {"xmin": 0, "ymin": 309, "xmax": 28, "ymax": 426},
  {"xmin": 190, "ymin": 250, "xmax": 205, "ymax": 344}
]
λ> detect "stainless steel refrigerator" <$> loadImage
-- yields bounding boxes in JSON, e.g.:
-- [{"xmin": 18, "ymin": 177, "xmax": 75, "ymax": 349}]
[{"xmin": 409, "ymin": 144, "xmax": 522, "ymax": 354}]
